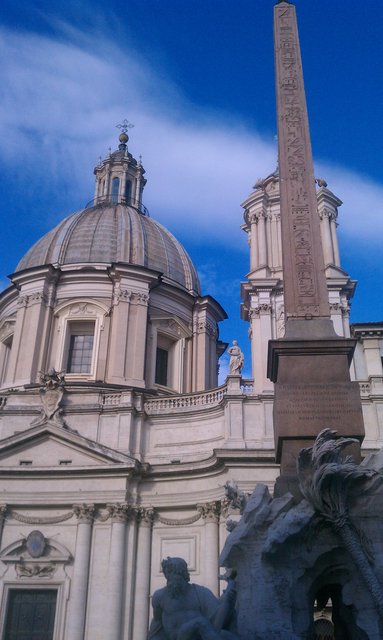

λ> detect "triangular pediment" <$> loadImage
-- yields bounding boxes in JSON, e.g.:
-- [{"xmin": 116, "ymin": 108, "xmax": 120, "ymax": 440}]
[
  {"xmin": 0, "ymin": 424, "xmax": 138, "ymax": 469},
  {"xmin": 325, "ymin": 264, "xmax": 351, "ymax": 279}
]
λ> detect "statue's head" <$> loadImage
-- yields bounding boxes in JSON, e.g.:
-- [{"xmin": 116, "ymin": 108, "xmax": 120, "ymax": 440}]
[
  {"xmin": 162, "ymin": 556, "xmax": 190, "ymax": 581},
  {"xmin": 162, "ymin": 557, "xmax": 190, "ymax": 597}
]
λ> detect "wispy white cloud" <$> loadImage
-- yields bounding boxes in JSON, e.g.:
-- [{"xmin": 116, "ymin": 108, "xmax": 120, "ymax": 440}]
[
  {"xmin": 0, "ymin": 25, "xmax": 274, "ymax": 243},
  {"xmin": 0, "ymin": 22, "xmax": 382, "ymax": 251},
  {"xmin": 316, "ymin": 163, "xmax": 383, "ymax": 242}
]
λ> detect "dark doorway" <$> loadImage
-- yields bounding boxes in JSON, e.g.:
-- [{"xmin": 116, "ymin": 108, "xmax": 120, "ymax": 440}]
[
  {"xmin": 4, "ymin": 589, "xmax": 57, "ymax": 640},
  {"xmin": 314, "ymin": 585, "xmax": 368, "ymax": 640}
]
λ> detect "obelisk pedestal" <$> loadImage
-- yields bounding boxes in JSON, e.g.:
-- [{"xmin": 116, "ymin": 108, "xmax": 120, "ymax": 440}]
[
  {"xmin": 269, "ymin": 1, "xmax": 364, "ymax": 496},
  {"xmin": 268, "ymin": 337, "xmax": 364, "ymax": 495}
]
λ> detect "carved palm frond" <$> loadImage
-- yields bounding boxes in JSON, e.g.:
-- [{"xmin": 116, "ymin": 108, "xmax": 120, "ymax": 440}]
[
  {"xmin": 297, "ymin": 428, "xmax": 383, "ymax": 618},
  {"xmin": 298, "ymin": 429, "xmax": 375, "ymax": 524}
]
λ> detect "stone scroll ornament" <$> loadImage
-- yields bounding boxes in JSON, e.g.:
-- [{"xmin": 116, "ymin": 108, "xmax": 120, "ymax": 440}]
[
  {"xmin": 31, "ymin": 368, "xmax": 66, "ymax": 428},
  {"xmin": 297, "ymin": 429, "xmax": 383, "ymax": 619}
]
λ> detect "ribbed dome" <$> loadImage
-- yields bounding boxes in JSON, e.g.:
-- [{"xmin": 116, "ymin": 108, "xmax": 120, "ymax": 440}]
[{"xmin": 16, "ymin": 204, "xmax": 200, "ymax": 294}]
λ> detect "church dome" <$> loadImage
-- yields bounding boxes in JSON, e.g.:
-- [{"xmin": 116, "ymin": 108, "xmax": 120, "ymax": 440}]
[
  {"xmin": 16, "ymin": 202, "xmax": 200, "ymax": 294},
  {"xmin": 16, "ymin": 127, "xmax": 200, "ymax": 294}
]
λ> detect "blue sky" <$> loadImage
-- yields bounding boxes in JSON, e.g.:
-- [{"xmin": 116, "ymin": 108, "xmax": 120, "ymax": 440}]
[{"xmin": 1, "ymin": 0, "xmax": 382, "ymax": 380}]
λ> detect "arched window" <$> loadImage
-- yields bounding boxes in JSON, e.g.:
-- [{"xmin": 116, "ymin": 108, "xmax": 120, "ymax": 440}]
[
  {"xmin": 53, "ymin": 300, "xmax": 108, "ymax": 381},
  {"xmin": 111, "ymin": 177, "xmax": 119, "ymax": 203},
  {"xmin": 125, "ymin": 179, "xmax": 132, "ymax": 203}
]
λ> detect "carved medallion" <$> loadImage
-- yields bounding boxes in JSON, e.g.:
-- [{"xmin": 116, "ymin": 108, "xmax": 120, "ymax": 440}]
[{"xmin": 26, "ymin": 530, "xmax": 46, "ymax": 558}]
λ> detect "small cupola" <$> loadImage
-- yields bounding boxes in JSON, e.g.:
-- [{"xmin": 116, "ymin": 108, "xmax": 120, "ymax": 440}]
[{"xmin": 93, "ymin": 120, "xmax": 147, "ymax": 213}]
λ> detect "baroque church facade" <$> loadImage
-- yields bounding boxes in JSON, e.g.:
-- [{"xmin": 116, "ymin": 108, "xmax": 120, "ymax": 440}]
[{"xmin": 0, "ymin": 126, "xmax": 382, "ymax": 639}]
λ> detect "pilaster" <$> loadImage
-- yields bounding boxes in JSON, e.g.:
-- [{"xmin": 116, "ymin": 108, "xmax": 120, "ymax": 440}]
[
  {"xmin": 107, "ymin": 279, "xmax": 132, "ymax": 383},
  {"xmin": 132, "ymin": 507, "xmax": 155, "ymax": 639},
  {"xmin": 7, "ymin": 266, "xmax": 58, "ymax": 386},
  {"xmin": 126, "ymin": 292, "xmax": 149, "ymax": 387},
  {"xmin": 197, "ymin": 501, "xmax": 221, "ymax": 595},
  {"xmin": 106, "ymin": 503, "xmax": 134, "ymax": 640},
  {"xmin": 192, "ymin": 296, "xmax": 225, "ymax": 391},
  {"xmin": 66, "ymin": 504, "xmax": 95, "ymax": 640}
]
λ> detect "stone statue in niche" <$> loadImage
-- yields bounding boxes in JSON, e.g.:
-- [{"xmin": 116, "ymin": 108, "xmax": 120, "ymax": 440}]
[
  {"xmin": 31, "ymin": 368, "xmax": 66, "ymax": 428},
  {"xmin": 228, "ymin": 341, "xmax": 244, "ymax": 375},
  {"xmin": 148, "ymin": 557, "xmax": 239, "ymax": 640}
]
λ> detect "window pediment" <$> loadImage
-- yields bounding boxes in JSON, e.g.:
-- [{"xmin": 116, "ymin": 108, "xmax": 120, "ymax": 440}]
[
  {"xmin": 0, "ymin": 319, "xmax": 16, "ymax": 342},
  {"xmin": 151, "ymin": 314, "xmax": 192, "ymax": 340},
  {"xmin": 54, "ymin": 299, "xmax": 109, "ymax": 319},
  {"xmin": 0, "ymin": 535, "xmax": 72, "ymax": 565}
]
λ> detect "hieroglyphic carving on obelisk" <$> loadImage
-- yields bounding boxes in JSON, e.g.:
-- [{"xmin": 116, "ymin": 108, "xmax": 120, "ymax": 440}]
[
  {"xmin": 274, "ymin": 1, "xmax": 330, "ymax": 325},
  {"xmin": 270, "ymin": 2, "xmax": 364, "ymax": 490}
]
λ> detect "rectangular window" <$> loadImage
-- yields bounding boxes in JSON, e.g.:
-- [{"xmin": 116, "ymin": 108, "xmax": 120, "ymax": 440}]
[
  {"xmin": 4, "ymin": 589, "xmax": 57, "ymax": 640},
  {"xmin": 155, "ymin": 347, "xmax": 168, "ymax": 386},
  {"xmin": 66, "ymin": 321, "xmax": 95, "ymax": 374}
]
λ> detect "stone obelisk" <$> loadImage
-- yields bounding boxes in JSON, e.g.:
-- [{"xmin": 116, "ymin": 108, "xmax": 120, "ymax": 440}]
[{"xmin": 268, "ymin": 1, "xmax": 364, "ymax": 495}]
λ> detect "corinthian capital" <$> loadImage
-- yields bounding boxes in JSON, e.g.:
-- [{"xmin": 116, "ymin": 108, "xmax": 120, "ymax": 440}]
[
  {"xmin": 137, "ymin": 506, "xmax": 156, "ymax": 527},
  {"xmin": 197, "ymin": 501, "xmax": 221, "ymax": 523},
  {"xmin": 107, "ymin": 502, "xmax": 133, "ymax": 523},
  {"xmin": 73, "ymin": 503, "xmax": 95, "ymax": 523}
]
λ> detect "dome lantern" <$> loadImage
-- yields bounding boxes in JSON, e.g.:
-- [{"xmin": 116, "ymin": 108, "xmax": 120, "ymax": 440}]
[{"xmin": 93, "ymin": 120, "xmax": 147, "ymax": 213}]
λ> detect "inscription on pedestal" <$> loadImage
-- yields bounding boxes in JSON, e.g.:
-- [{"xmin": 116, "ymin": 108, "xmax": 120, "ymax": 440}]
[{"xmin": 274, "ymin": 382, "xmax": 364, "ymax": 441}]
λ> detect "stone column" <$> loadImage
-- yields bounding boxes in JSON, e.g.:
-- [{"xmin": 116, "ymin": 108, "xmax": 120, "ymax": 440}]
[
  {"xmin": 250, "ymin": 215, "xmax": 258, "ymax": 271},
  {"xmin": 266, "ymin": 213, "xmax": 272, "ymax": 267},
  {"xmin": 257, "ymin": 212, "xmax": 267, "ymax": 268},
  {"xmin": 107, "ymin": 503, "xmax": 132, "ymax": 640},
  {"xmin": 132, "ymin": 508, "xmax": 155, "ymax": 639},
  {"xmin": 66, "ymin": 504, "xmax": 95, "ymax": 640},
  {"xmin": 197, "ymin": 501, "xmax": 220, "ymax": 595},
  {"xmin": 121, "ymin": 168, "xmax": 127, "ymax": 201},
  {"xmin": 320, "ymin": 209, "xmax": 334, "ymax": 266},
  {"xmin": 134, "ymin": 173, "xmax": 141, "ymax": 204},
  {"xmin": 330, "ymin": 215, "xmax": 341, "ymax": 267}
]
